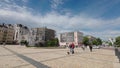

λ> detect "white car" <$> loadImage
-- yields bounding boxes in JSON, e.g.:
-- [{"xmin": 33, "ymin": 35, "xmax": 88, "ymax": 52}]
[{"xmin": 92, "ymin": 45, "xmax": 100, "ymax": 49}]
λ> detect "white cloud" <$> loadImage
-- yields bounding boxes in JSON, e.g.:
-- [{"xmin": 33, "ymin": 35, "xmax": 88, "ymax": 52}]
[
  {"xmin": 87, "ymin": 30, "xmax": 120, "ymax": 41},
  {"xmin": 0, "ymin": 0, "xmax": 120, "ymax": 40},
  {"xmin": 22, "ymin": 0, "xmax": 28, "ymax": 3}
]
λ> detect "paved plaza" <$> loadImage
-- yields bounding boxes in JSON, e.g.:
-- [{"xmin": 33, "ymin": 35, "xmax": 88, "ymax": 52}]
[{"xmin": 0, "ymin": 45, "xmax": 120, "ymax": 68}]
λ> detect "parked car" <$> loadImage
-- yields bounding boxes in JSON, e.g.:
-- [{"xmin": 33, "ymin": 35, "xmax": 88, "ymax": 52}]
[{"xmin": 92, "ymin": 45, "xmax": 100, "ymax": 49}]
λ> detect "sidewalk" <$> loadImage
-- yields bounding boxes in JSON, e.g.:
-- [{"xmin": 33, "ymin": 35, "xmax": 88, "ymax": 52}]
[{"xmin": 0, "ymin": 45, "xmax": 120, "ymax": 68}]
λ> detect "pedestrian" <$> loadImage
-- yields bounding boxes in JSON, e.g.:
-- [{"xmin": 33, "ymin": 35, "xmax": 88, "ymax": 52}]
[
  {"xmin": 81, "ymin": 44, "xmax": 85, "ymax": 51},
  {"xmin": 67, "ymin": 44, "xmax": 71, "ymax": 55},
  {"xmin": 89, "ymin": 45, "xmax": 92, "ymax": 52},
  {"xmin": 67, "ymin": 43, "xmax": 70, "ymax": 55},
  {"xmin": 3, "ymin": 42, "xmax": 6, "ymax": 46},
  {"xmin": 69, "ymin": 43, "xmax": 75, "ymax": 54}
]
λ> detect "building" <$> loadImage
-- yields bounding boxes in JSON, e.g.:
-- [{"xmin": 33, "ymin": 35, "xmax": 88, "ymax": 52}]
[
  {"xmin": 86, "ymin": 35, "xmax": 96, "ymax": 41},
  {"xmin": 0, "ymin": 24, "xmax": 14, "ymax": 44},
  {"xmin": 6, "ymin": 24, "xmax": 15, "ymax": 44},
  {"xmin": 14, "ymin": 24, "xmax": 30, "ymax": 44},
  {"xmin": 0, "ymin": 24, "xmax": 56, "ymax": 46},
  {"xmin": 59, "ymin": 31, "xmax": 83, "ymax": 47},
  {"xmin": 0, "ymin": 24, "xmax": 7, "ymax": 44},
  {"xmin": 29, "ymin": 27, "xmax": 55, "ymax": 46},
  {"xmin": 0, "ymin": 25, "xmax": 3, "ymax": 44},
  {"xmin": 86, "ymin": 35, "xmax": 96, "ymax": 39}
]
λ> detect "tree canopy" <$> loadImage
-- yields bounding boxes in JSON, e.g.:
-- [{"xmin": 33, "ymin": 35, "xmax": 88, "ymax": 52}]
[
  {"xmin": 46, "ymin": 38, "xmax": 59, "ymax": 47},
  {"xmin": 114, "ymin": 36, "xmax": 120, "ymax": 47},
  {"xmin": 92, "ymin": 38, "xmax": 102, "ymax": 46},
  {"xmin": 96, "ymin": 38, "xmax": 102, "ymax": 45},
  {"xmin": 83, "ymin": 36, "xmax": 102, "ymax": 46},
  {"xmin": 82, "ymin": 36, "xmax": 90, "ymax": 46}
]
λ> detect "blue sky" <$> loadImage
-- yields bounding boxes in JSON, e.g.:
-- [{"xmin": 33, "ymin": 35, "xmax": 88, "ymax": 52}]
[{"xmin": 0, "ymin": 0, "xmax": 120, "ymax": 40}]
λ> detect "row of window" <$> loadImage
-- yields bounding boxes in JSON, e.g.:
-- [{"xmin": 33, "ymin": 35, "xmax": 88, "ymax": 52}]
[{"xmin": 0, "ymin": 30, "xmax": 14, "ymax": 33}]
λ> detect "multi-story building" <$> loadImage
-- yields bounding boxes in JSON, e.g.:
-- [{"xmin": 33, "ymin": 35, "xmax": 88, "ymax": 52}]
[
  {"xmin": 0, "ymin": 24, "xmax": 56, "ymax": 46},
  {"xmin": 29, "ymin": 27, "xmax": 55, "ymax": 46},
  {"xmin": 0, "ymin": 24, "xmax": 6, "ymax": 44},
  {"xmin": 14, "ymin": 24, "xmax": 30, "ymax": 44},
  {"xmin": 6, "ymin": 24, "xmax": 15, "ymax": 44},
  {"xmin": 59, "ymin": 31, "xmax": 83, "ymax": 47},
  {"xmin": 0, "ymin": 24, "xmax": 14, "ymax": 44},
  {"xmin": 0, "ymin": 25, "xmax": 3, "ymax": 44},
  {"xmin": 86, "ymin": 35, "xmax": 96, "ymax": 41}
]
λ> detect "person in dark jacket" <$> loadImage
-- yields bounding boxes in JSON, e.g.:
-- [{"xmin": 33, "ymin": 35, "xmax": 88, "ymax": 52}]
[
  {"xmin": 69, "ymin": 43, "xmax": 75, "ymax": 54},
  {"xmin": 89, "ymin": 45, "xmax": 92, "ymax": 52}
]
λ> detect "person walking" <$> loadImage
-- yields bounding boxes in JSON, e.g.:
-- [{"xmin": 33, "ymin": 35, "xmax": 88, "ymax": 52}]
[
  {"xmin": 69, "ymin": 43, "xmax": 75, "ymax": 54},
  {"xmin": 81, "ymin": 44, "xmax": 85, "ymax": 51},
  {"xmin": 89, "ymin": 45, "xmax": 92, "ymax": 52}
]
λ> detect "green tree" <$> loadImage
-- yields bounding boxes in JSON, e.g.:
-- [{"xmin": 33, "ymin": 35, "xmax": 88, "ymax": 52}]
[
  {"xmin": 20, "ymin": 40, "xmax": 29, "ymax": 47},
  {"xmin": 82, "ymin": 36, "xmax": 90, "ymax": 46},
  {"xmin": 108, "ymin": 42, "xmax": 112, "ymax": 46},
  {"xmin": 114, "ymin": 36, "xmax": 120, "ymax": 47},
  {"xmin": 91, "ymin": 38, "xmax": 102, "ymax": 46},
  {"xmin": 20, "ymin": 40, "xmax": 25, "ymax": 45},
  {"xmin": 92, "ymin": 39, "xmax": 98, "ymax": 45},
  {"xmin": 96, "ymin": 38, "xmax": 102, "ymax": 45},
  {"xmin": 46, "ymin": 38, "xmax": 59, "ymax": 47}
]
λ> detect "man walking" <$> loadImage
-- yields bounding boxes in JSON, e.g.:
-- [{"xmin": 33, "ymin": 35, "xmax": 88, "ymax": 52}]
[
  {"xmin": 89, "ymin": 45, "xmax": 92, "ymax": 52},
  {"xmin": 69, "ymin": 43, "xmax": 75, "ymax": 54}
]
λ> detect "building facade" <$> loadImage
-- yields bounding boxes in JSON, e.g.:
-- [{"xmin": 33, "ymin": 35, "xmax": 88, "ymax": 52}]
[
  {"xmin": 29, "ymin": 27, "xmax": 55, "ymax": 46},
  {"xmin": 14, "ymin": 24, "xmax": 30, "ymax": 44},
  {"xmin": 0, "ymin": 24, "xmax": 14, "ymax": 44},
  {"xmin": 59, "ymin": 31, "xmax": 83, "ymax": 47},
  {"xmin": 0, "ymin": 25, "xmax": 3, "ymax": 44},
  {"xmin": 0, "ymin": 24, "xmax": 56, "ymax": 46},
  {"xmin": 86, "ymin": 35, "xmax": 96, "ymax": 41},
  {"xmin": 0, "ymin": 24, "xmax": 7, "ymax": 44}
]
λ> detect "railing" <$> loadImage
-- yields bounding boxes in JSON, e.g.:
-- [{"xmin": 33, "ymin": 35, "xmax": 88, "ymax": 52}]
[{"xmin": 115, "ymin": 48, "xmax": 120, "ymax": 63}]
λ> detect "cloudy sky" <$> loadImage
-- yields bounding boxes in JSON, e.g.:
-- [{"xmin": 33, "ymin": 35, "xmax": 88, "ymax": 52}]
[{"xmin": 0, "ymin": 0, "xmax": 120, "ymax": 40}]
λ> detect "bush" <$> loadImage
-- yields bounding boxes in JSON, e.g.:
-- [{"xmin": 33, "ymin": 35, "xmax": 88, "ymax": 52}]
[
  {"xmin": 35, "ymin": 42, "xmax": 44, "ymax": 47},
  {"xmin": 20, "ymin": 40, "xmax": 29, "ymax": 47},
  {"xmin": 115, "ymin": 36, "xmax": 120, "ymax": 47},
  {"xmin": 46, "ymin": 38, "xmax": 59, "ymax": 47}
]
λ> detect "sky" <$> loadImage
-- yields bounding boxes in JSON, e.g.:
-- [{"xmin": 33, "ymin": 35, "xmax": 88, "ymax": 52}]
[{"xmin": 0, "ymin": 0, "xmax": 120, "ymax": 40}]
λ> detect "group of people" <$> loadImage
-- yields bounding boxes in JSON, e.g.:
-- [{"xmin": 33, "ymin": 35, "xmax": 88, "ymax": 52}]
[{"xmin": 67, "ymin": 43, "xmax": 93, "ymax": 55}]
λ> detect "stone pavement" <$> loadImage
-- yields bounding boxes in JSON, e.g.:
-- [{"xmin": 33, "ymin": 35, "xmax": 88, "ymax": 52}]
[{"xmin": 0, "ymin": 45, "xmax": 120, "ymax": 68}]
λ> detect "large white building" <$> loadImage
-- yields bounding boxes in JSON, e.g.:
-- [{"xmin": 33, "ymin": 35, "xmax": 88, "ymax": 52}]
[
  {"xmin": 14, "ymin": 24, "xmax": 30, "ymax": 44},
  {"xmin": 59, "ymin": 31, "xmax": 83, "ymax": 47}
]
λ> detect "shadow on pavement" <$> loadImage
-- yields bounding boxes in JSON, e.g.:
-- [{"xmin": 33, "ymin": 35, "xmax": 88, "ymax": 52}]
[{"xmin": 2, "ymin": 46, "xmax": 50, "ymax": 68}]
